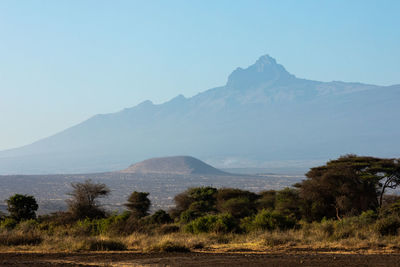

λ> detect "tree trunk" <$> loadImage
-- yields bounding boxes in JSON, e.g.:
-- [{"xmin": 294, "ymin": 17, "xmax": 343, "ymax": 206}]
[{"xmin": 335, "ymin": 207, "xmax": 342, "ymax": 221}]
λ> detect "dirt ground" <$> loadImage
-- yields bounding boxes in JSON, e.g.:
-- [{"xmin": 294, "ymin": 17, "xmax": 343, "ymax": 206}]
[{"xmin": 1, "ymin": 251, "xmax": 400, "ymax": 267}]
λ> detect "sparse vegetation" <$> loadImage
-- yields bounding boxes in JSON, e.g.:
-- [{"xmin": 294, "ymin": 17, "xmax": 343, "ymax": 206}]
[
  {"xmin": 66, "ymin": 179, "xmax": 110, "ymax": 220},
  {"xmin": 1, "ymin": 155, "xmax": 400, "ymax": 254}
]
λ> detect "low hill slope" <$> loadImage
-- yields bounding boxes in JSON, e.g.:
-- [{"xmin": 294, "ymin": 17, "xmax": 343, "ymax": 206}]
[{"xmin": 121, "ymin": 156, "xmax": 227, "ymax": 175}]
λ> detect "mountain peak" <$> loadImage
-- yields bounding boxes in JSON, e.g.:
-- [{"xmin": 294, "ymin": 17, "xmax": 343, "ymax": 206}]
[
  {"xmin": 226, "ymin": 55, "xmax": 294, "ymax": 89},
  {"xmin": 255, "ymin": 54, "xmax": 277, "ymax": 65}
]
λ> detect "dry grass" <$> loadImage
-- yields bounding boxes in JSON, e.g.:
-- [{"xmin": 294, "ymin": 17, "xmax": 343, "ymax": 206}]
[
  {"xmin": 0, "ymin": 230, "xmax": 42, "ymax": 246},
  {"xmin": 2, "ymin": 221, "xmax": 400, "ymax": 254}
]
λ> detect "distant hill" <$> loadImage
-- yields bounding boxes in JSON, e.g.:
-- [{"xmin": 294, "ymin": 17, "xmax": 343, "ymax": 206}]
[
  {"xmin": 121, "ymin": 156, "xmax": 227, "ymax": 175},
  {"xmin": 0, "ymin": 55, "xmax": 399, "ymax": 174}
]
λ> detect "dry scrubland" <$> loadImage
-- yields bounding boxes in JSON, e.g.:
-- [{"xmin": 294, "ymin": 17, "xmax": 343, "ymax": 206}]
[
  {"xmin": 2, "ymin": 220, "xmax": 400, "ymax": 266},
  {"xmin": 2, "ymin": 216, "xmax": 400, "ymax": 254},
  {"xmin": 1, "ymin": 155, "xmax": 400, "ymax": 266}
]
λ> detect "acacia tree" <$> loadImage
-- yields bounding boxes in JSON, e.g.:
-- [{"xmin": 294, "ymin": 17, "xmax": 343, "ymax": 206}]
[
  {"xmin": 298, "ymin": 155, "xmax": 400, "ymax": 221},
  {"xmin": 373, "ymin": 159, "xmax": 400, "ymax": 208},
  {"xmin": 323, "ymin": 155, "xmax": 400, "ymax": 208},
  {"xmin": 300, "ymin": 167, "xmax": 378, "ymax": 221},
  {"xmin": 66, "ymin": 179, "xmax": 110, "ymax": 220},
  {"xmin": 6, "ymin": 194, "xmax": 38, "ymax": 221}
]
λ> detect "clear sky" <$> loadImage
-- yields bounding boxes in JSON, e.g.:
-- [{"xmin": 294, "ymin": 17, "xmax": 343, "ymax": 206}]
[{"xmin": 0, "ymin": 0, "xmax": 399, "ymax": 150}]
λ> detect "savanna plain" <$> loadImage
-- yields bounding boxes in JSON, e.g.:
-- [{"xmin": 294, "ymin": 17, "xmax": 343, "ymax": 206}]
[{"xmin": 2, "ymin": 155, "xmax": 400, "ymax": 266}]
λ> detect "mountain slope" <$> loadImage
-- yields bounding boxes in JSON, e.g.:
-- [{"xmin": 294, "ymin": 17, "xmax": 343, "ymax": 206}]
[
  {"xmin": 121, "ymin": 156, "xmax": 227, "ymax": 175},
  {"xmin": 0, "ymin": 55, "xmax": 399, "ymax": 174}
]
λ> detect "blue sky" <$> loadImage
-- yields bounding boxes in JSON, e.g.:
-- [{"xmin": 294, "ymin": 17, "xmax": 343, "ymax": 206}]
[{"xmin": 0, "ymin": 0, "xmax": 399, "ymax": 150}]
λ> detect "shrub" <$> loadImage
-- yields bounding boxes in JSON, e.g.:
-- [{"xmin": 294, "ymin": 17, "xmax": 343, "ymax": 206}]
[
  {"xmin": 0, "ymin": 218, "xmax": 17, "ymax": 230},
  {"xmin": 375, "ymin": 215, "xmax": 400, "ymax": 236},
  {"xmin": 257, "ymin": 190, "xmax": 276, "ymax": 211},
  {"xmin": 275, "ymin": 188, "xmax": 302, "ymax": 220},
  {"xmin": 82, "ymin": 238, "xmax": 127, "ymax": 251},
  {"xmin": 149, "ymin": 241, "xmax": 190, "ymax": 252},
  {"xmin": 239, "ymin": 216, "xmax": 254, "ymax": 232},
  {"xmin": 72, "ymin": 219, "xmax": 96, "ymax": 236},
  {"xmin": 180, "ymin": 209, "xmax": 201, "ymax": 223},
  {"xmin": 0, "ymin": 232, "xmax": 42, "ymax": 246},
  {"xmin": 16, "ymin": 219, "xmax": 38, "ymax": 233},
  {"xmin": 213, "ymin": 214, "xmax": 238, "ymax": 233},
  {"xmin": 98, "ymin": 213, "xmax": 130, "ymax": 235},
  {"xmin": 249, "ymin": 209, "xmax": 296, "ymax": 231},
  {"xmin": 219, "ymin": 197, "xmax": 256, "ymax": 218},
  {"xmin": 173, "ymin": 187, "xmax": 218, "ymax": 220},
  {"xmin": 71, "ymin": 213, "xmax": 131, "ymax": 236},
  {"xmin": 157, "ymin": 224, "xmax": 180, "ymax": 234},
  {"xmin": 319, "ymin": 219, "xmax": 335, "ymax": 237},
  {"xmin": 358, "ymin": 210, "xmax": 378, "ymax": 225},
  {"xmin": 185, "ymin": 215, "xmax": 216, "ymax": 233},
  {"xmin": 264, "ymin": 234, "xmax": 295, "ymax": 247},
  {"xmin": 149, "ymin": 210, "xmax": 172, "ymax": 224},
  {"xmin": 331, "ymin": 219, "xmax": 354, "ymax": 240},
  {"xmin": 38, "ymin": 211, "xmax": 76, "ymax": 226},
  {"xmin": 185, "ymin": 214, "xmax": 237, "ymax": 234}
]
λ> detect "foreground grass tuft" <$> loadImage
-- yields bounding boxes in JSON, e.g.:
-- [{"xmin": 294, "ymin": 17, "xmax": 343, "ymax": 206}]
[
  {"xmin": 148, "ymin": 240, "xmax": 191, "ymax": 253},
  {"xmin": 80, "ymin": 238, "xmax": 127, "ymax": 251},
  {"xmin": 0, "ymin": 232, "xmax": 42, "ymax": 246}
]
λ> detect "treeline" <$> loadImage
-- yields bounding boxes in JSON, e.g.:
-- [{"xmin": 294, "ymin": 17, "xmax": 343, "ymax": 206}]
[{"xmin": 1, "ymin": 155, "xmax": 400, "ymax": 237}]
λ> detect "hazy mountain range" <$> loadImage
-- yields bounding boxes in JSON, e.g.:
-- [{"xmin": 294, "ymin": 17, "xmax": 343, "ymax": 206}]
[{"xmin": 0, "ymin": 55, "xmax": 399, "ymax": 174}]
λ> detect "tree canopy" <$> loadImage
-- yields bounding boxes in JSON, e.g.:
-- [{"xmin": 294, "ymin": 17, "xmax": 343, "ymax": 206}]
[
  {"xmin": 66, "ymin": 179, "xmax": 110, "ymax": 220},
  {"xmin": 298, "ymin": 155, "xmax": 400, "ymax": 221},
  {"xmin": 125, "ymin": 191, "xmax": 151, "ymax": 219},
  {"xmin": 6, "ymin": 194, "xmax": 38, "ymax": 221}
]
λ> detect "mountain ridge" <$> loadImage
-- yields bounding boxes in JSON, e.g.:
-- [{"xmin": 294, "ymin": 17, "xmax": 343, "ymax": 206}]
[{"xmin": 0, "ymin": 55, "xmax": 399, "ymax": 174}]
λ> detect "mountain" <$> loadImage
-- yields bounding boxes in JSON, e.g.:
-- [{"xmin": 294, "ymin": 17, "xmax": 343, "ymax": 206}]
[
  {"xmin": 121, "ymin": 156, "xmax": 227, "ymax": 175},
  {"xmin": 0, "ymin": 55, "xmax": 399, "ymax": 174}
]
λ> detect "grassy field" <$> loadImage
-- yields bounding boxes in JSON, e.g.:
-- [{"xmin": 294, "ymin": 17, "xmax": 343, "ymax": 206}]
[{"xmin": 2, "ymin": 228, "xmax": 400, "ymax": 266}]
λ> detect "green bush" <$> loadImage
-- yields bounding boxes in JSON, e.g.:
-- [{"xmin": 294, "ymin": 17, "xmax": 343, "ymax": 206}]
[
  {"xmin": 331, "ymin": 219, "xmax": 354, "ymax": 240},
  {"xmin": 219, "ymin": 197, "xmax": 256, "ymax": 218},
  {"xmin": 180, "ymin": 209, "xmax": 201, "ymax": 223},
  {"xmin": 72, "ymin": 213, "xmax": 130, "ymax": 236},
  {"xmin": 214, "ymin": 214, "xmax": 238, "ymax": 233},
  {"xmin": 375, "ymin": 215, "xmax": 400, "ymax": 236},
  {"xmin": 185, "ymin": 215, "xmax": 217, "ymax": 233},
  {"xmin": 157, "ymin": 224, "xmax": 180, "ymax": 234},
  {"xmin": 185, "ymin": 214, "xmax": 237, "ymax": 234},
  {"xmin": 318, "ymin": 219, "xmax": 335, "ymax": 237},
  {"xmin": 239, "ymin": 216, "xmax": 254, "ymax": 232},
  {"xmin": 0, "ymin": 218, "xmax": 18, "ymax": 230},
  {"xmin": 358, "ymin": 210, "xmax": 378, "ymax": 225},
  {"xmin": 257, "ymin": 190, "xmax": 276, "ymax": 211},
  {"xmin": 149, "ymin": 210, "xmax": 172, "ymax": 224},
  {"xmin": 245, "ymin": 209, "xmax": 296, "ymax": 231},
  {"xmin": 16, "ymin": 219, "xmax": 38, "ymax": 233}
]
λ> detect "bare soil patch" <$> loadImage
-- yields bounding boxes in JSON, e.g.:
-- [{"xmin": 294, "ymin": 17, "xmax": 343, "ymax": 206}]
[{"xmin": 1, "ymin": 251, "xmax": 400, "ymax": 267}]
